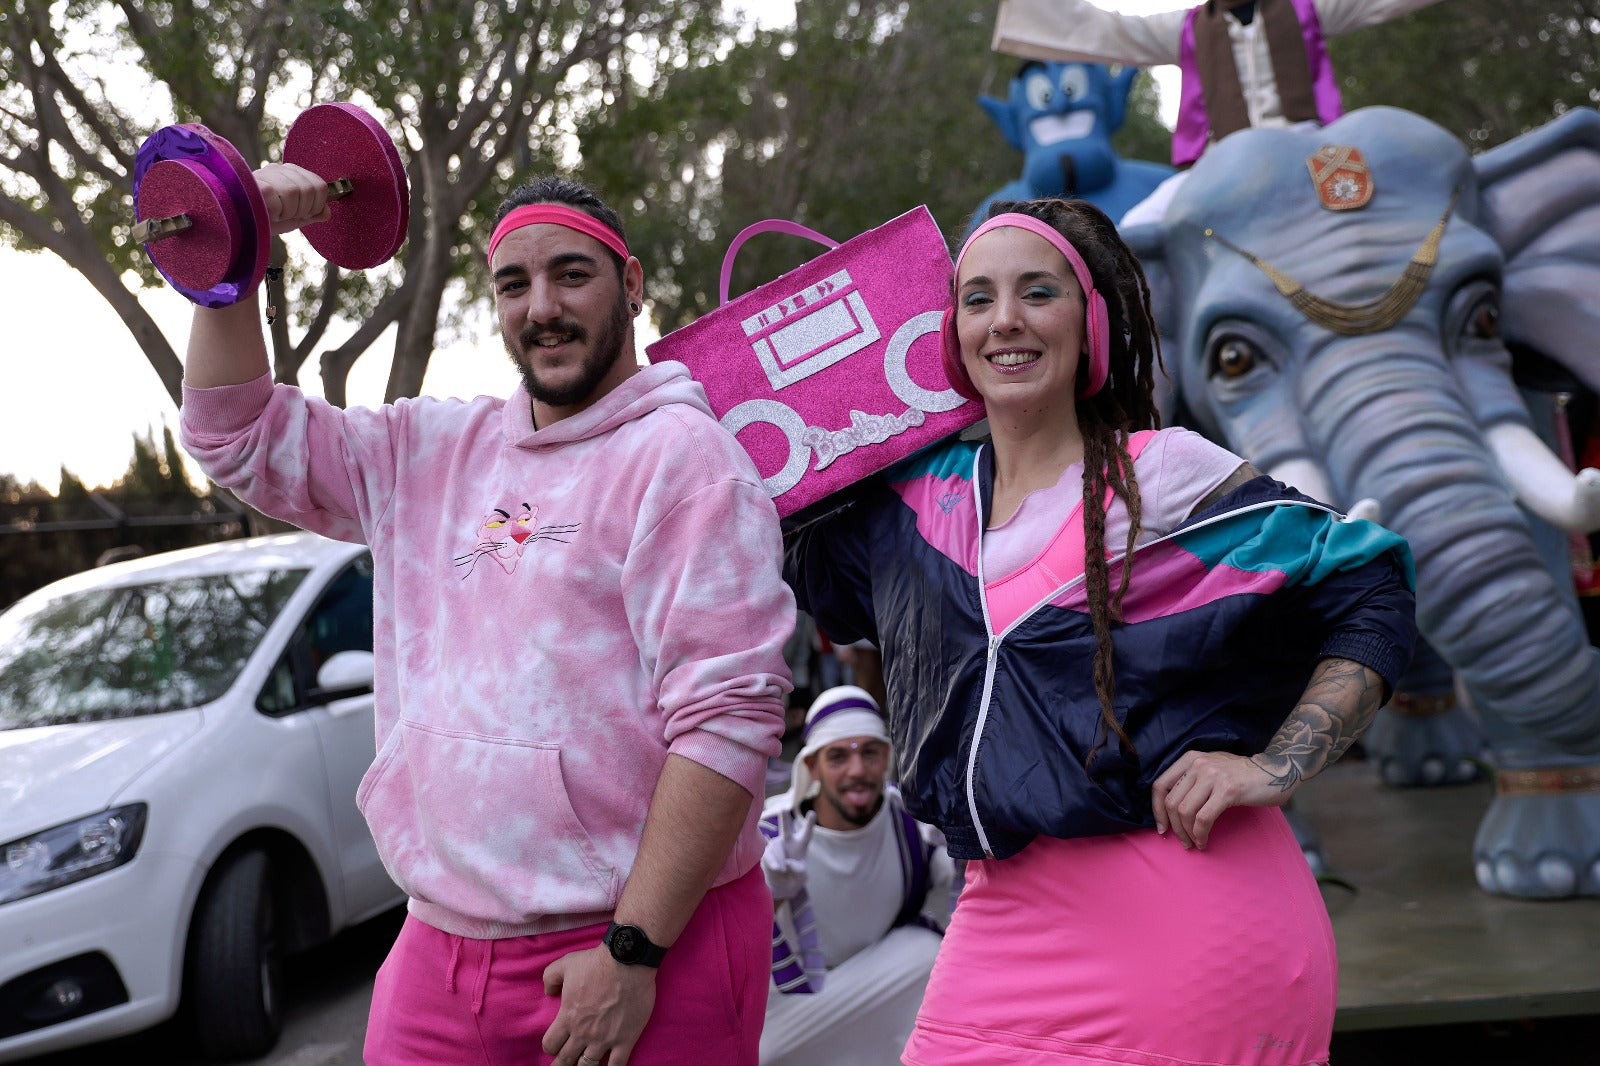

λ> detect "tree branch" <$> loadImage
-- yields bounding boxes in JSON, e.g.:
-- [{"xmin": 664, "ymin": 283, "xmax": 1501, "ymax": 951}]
[
  {"xmin": 320, "ymin": 288, "xmax": 407, "ymax": 407},
  {"xmin": 0, "ymin": 192, "xmax": 66, "ymax": 251},
  {"xmin": 34, "ymin": 48, "xmax": 138, "ymax": 178},
  {"xmin": 291, "ymin": 263, "xmax": 345, "ymax": 369}
]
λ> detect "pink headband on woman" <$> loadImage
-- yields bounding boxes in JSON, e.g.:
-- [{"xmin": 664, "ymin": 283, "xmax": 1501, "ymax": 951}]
[
  {"xmin": 940, "ymin": 211, "xmax": 1111, "ymax": 399},
  {"xmin": 486, "ymin": 204, "xmax": 630, "ymax": 266}
]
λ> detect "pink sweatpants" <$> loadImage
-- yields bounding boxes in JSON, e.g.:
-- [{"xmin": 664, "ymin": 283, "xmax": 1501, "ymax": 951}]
[{"xmin": 365, "ymin": 866, "xmax": 770, "ymax": 1065}]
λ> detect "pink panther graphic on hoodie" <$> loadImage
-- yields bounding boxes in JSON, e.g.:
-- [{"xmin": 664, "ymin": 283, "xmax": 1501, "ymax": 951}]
[{"xmin": 454, "ymin": 501, "xmax": 581, "ymax": 577}]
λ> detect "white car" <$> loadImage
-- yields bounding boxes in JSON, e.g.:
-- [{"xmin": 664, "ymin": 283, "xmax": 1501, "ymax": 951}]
[{"xmin": 0, "ymin": 532, "xmax": 403, "ymax": 1062}]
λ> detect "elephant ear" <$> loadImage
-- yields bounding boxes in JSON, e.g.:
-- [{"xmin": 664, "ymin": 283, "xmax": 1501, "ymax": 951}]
[
  {"xmin": 1123, "ymin": 220, "xmax": 1180, "ymax": 423},
  {"xmin": 1476, "ymin": 108, "xmax": 1600, "ymax": 394}
]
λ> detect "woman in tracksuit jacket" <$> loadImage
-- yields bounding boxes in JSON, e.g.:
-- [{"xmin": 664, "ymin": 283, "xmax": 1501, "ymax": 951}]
[{"xmin": 784, "ymin": 198, "xmax": 1416, "ymax": 1066}]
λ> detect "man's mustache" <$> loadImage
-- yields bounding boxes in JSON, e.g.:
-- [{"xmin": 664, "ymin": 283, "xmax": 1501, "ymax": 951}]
[{"xmin": 519, "ymin": 319, "xmax": 588, "ymax": 350}]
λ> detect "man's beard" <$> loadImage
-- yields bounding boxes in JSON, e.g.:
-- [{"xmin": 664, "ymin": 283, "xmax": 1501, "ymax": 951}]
[
  {"xmin": 822, "ymin": 779, "xmax": 884, "ymax": 828},
  {"xmin": 510, "ymin": 295, "xmax": 630, "ymax": 410}
]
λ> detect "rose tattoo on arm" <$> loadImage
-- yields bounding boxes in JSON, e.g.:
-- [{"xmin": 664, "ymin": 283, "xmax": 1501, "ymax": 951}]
[{"xmin": 1251, "ymin": 657, "xmax": 1387, "ymax": 794}]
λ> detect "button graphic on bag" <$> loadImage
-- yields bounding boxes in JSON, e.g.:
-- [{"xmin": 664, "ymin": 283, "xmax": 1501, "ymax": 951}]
[{"xmin": 743, "ymin": 269, "xmax": 880, "ymax": 392}]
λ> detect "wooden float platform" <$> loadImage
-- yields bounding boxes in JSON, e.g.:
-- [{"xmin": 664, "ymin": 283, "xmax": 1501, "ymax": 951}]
[{"xmin": 1297, "ymin": 760, "xmax": 1600, "ymax": 1032}]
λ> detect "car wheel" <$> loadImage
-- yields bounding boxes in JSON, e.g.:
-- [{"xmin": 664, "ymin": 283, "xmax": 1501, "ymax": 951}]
[{"xmin": 187, "ymin": 848, "xmax": 283, "ymax": 1060}]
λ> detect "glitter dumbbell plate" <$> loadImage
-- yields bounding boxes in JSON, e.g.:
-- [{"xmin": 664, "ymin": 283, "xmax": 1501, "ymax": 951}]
[{"xmin": 132, "ymin": 103, "xmax": 409, "ymax": 307}]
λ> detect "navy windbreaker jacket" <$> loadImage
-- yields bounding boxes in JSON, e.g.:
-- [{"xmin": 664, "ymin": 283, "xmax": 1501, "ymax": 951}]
[{"xmin": 784, "ymin": 434, "xmax": 1417, "ymax": 861}]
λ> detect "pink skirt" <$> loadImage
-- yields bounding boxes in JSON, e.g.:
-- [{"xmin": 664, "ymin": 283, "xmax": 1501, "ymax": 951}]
[{"xmin": 903, "ymin": 806, "xmax": 1334, "ymax": 1066}]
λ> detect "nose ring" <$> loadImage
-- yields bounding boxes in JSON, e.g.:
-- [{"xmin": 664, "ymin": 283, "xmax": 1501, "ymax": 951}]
[{"xmin": 988, "ymin": 326, "xmax": 1000, "ymax": 337}]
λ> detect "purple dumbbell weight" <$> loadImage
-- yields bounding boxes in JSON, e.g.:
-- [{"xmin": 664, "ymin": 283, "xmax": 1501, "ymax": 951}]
[{"xmin": 132, "ymin": 103, "xmax": 409, "ymax": 308}]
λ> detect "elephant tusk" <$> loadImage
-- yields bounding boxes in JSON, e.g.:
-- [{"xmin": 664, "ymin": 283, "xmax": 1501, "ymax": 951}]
[
  {"xmin": 1266, "ymin": 458, "xmax": 1338, "ymax": 507},
  {"xmin": 1346, "ymin": 498, "xmax": 1383, "ymax": 523},
  {"xmin": 1486, "ymin": 423, "xmax": 1600, "ymax": 533}
]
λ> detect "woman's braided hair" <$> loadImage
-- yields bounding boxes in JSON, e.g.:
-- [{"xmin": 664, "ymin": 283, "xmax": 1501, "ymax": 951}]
[{"xmin": 979, "ymin": 198, "xmax": 1166, "ymax": 769}]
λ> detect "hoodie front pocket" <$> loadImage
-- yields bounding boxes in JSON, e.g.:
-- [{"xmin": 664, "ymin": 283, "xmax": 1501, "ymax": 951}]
[{"xmin": 358, "ymin": 719, "xmax": 619, "ymax": 923}]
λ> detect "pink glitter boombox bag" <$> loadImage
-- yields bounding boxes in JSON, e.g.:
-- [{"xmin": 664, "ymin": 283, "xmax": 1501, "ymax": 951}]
[{"xmin": 646, "ymin": 207, "xmax": 982, "ymax": 517}]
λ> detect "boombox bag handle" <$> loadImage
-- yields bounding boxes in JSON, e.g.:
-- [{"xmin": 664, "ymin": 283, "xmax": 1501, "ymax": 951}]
[{"xmin": 718, "ymin": 220, "xmax": 841, "ymax": 306}]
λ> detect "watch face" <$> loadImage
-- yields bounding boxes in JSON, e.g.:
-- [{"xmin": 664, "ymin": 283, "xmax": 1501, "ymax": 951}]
[{"xmin": 606, "ymin": 922, "xmax": 662, "ymax": 965}]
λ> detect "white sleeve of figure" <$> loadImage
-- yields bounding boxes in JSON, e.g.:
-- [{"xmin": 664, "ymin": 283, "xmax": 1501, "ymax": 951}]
[
  {"xmin": 1313, "ymin": 0, "xmax": 1444, "ymax": 37},
  {"xmin": 992, "ymin": 0, "xmax": 1190, "ymax": 66},
  {"xmin": 918, "ymin": 822, "xmax": 958, "ymax": 930}
]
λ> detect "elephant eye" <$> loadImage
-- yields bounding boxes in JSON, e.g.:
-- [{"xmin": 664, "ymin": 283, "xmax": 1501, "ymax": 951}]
[
  {"xmin": 1213, "ymin": 338, "xmax": 1260, "ymax": 379},
  {"xmin": 1468, "ymin": 298, "xmax": 1500, "ymax": 340}
]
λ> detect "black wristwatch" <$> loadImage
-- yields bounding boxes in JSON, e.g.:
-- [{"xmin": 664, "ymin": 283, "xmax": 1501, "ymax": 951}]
[{"xmin": 603, "ymin": 921, "xmax": 666, "ymax": 967}]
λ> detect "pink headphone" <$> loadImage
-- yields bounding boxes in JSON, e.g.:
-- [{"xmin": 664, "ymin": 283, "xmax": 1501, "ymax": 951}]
[{"xmin": 940, "ymin": 212, "xmax": 1111, "ymax": 401}]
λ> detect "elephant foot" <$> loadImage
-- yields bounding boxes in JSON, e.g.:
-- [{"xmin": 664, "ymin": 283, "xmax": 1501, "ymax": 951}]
[
  {"xmin": 1362, "ymin": 692, "xmax": 1486, "ymax": 787},
  {"xmin": 1473, "ymin": 763, "xmax": 1600, "ymax": 899},
  {"xmin": 1282, "ymin": 803, "xmax": 1328, "ymax": 877}
]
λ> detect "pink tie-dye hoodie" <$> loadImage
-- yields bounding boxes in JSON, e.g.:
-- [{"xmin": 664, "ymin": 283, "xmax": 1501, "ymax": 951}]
[{"xmin": 180, "ymin": 361, "xmax": 794, "ymax": 938}]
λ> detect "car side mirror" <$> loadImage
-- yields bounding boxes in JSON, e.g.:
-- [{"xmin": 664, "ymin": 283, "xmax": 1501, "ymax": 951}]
[{"xmin": 312, "ymin": 650, "xmax": 375, "ymax": 701}]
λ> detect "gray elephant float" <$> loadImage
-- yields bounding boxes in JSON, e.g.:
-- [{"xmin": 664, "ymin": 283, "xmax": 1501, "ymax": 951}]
[{"xmin": 1124, "ymin": 105, "xmax": 1600, "ymax": 898}]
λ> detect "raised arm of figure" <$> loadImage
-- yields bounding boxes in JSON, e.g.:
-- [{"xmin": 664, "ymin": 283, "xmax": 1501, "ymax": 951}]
[
  {"xmin": 992, "ymin": 0, "xmax": 1190, "ymax": 67},
  {"xmin": 184, "ymin": 164, "xmax": 331, "ymax": 389},
  {"xmin": 1313, "ymin": 0, "xmax": 1448, "ymax": 38}
]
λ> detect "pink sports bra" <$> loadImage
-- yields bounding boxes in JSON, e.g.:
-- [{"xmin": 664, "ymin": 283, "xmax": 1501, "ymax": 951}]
[{"xmin": 983, "ymin": 430, "xmax": 1159, "ymax": 633}]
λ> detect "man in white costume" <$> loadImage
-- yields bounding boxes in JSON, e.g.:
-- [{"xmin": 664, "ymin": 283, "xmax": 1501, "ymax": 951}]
[
  {"xmin": 991, "ymin": 0, "xmax": 1443, "ymax": 223},
  {"xmin": 757, "ymin": 687, "xmax": 954, "ymax": 1066}
]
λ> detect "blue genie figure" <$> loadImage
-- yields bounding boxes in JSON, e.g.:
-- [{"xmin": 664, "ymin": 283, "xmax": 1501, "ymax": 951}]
[{"xmin": 970, "ymin": 60, "xmax": 1174, "ymax": 235}]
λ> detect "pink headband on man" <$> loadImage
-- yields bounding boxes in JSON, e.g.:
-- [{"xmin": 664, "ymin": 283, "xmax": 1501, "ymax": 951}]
[
  {"xmin": 487, "ymin": 204, "xmax": 630, "ymax": 266},
  {"xmin": 940, "ymin": 211, "xmax": 1111, "ymax": 400}
]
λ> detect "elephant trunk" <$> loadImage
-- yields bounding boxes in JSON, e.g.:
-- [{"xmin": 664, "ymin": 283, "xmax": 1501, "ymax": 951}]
[{"xmin": 1303, "ymin": 336, "xmax": 1600, "ymax": 754}]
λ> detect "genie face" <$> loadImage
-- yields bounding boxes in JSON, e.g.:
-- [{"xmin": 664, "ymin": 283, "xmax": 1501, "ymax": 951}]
[
  {"xmin": 972, "ymin": 62, "xmax": 1172, "ymax": 231},
  {"xmin": 982, "ymin": 61, "xmax": 1128, "ymax": 197}
]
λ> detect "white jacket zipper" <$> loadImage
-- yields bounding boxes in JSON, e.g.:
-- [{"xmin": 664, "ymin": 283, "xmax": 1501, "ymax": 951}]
[{"xmin": 958, "ymin": 446, "xmax": 1346, "ymax": 857}]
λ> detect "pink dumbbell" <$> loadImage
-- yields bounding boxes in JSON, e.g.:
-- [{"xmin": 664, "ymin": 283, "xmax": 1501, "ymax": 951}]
[{"xmin": 132, "ymin": 102, "xmax": 409, "ymax": 307}]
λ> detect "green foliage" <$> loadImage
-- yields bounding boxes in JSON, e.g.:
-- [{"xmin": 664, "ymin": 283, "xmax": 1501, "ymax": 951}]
[
  {"xmin": 0, "ymin": 432, "xmax": 238, "ymax": 609},
  {"xmin": 577, "ymin": 2, "xmax": 1175, "ymax": 332},
  {"xmin": 1113, "ymin": 70, "xmax": 1171, "ymax": 166},
  {"xmin": 1332, "ymin": 0, "xmax": 1600, "ymax": 148},
  {"xmin": 579, "ymin": 0, "xmax": 1018, "ymax": 332},
  {"xmin": 113, "ymin": 426, "xmax": 198, "ymax": 505},
  {"xmin": 56, "ymin": 468, "xmax": 90, "ymax": 503}
]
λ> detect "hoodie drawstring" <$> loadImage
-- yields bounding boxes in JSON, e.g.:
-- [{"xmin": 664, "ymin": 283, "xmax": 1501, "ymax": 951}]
[
  {"xmin": 445, "ymin": 935, "xmax": 461, "ymax": 994},
  {"xmin": 472, "ymin": 938, "xmax": 494, "ymax": 1015}
]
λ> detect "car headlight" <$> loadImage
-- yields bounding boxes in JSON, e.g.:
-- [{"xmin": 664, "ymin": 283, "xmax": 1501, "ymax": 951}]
[{"xmin": 0, "ymin": 804, "xmax": 148, "ymax": 905}]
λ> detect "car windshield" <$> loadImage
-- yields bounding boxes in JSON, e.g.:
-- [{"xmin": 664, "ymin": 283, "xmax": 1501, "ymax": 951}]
[{"xmin": 0, "ymin": 568, "xmax": 308, "ymax": 729}]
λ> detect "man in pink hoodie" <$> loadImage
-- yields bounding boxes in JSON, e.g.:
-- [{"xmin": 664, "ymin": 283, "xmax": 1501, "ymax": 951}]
[{"xmin": 180, "ymin": 169, "xmax": 795, "ymax": 1066}]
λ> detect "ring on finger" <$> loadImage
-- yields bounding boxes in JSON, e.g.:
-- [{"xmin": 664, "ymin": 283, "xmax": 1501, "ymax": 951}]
[{"xmin": 580, "ymin": 1056, "xmax": 602, "ymax": 1065}]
